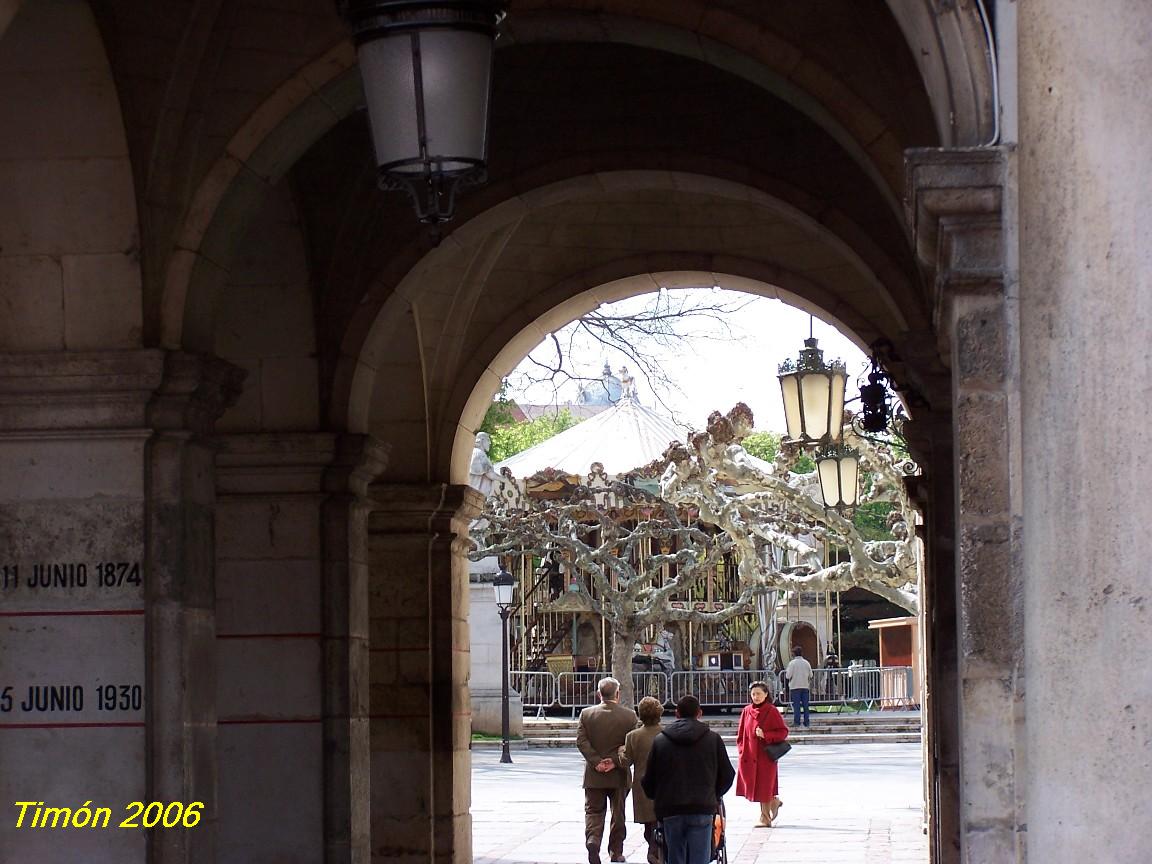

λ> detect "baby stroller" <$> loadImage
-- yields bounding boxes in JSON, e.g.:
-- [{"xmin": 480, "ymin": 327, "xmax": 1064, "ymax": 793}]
[{"xmin": 654, "ymin": 799, "xmax": 728, "ymax": 864}]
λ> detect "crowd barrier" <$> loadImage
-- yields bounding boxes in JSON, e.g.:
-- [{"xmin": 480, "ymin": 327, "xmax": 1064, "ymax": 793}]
[{"xmin": 511, "ymin": 666, "xmax": 916, "ymax": 714}]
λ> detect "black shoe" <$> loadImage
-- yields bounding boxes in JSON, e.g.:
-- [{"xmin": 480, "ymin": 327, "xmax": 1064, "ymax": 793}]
[{"xmin": 610, "ymin": 856, "xmax": 626, "ymax": 863}]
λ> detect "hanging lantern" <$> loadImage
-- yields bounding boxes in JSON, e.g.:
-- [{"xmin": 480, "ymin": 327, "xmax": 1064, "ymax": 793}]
[
  {"xmin": 777, "ymin": 337, "xmax": 847, "ymax": 446},
  {"xmin": 341, "ymin": 0, "xmax": 507, "ymax": 225},
  {"xmin": 859, "ymin": 361, "xmax": 893, "ymax": 434},
  {"xmin": 815, "ymin": 444, "xmax": 860, "ymax": 511}
]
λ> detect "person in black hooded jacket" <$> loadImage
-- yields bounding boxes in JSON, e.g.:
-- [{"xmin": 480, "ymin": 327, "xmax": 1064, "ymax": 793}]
[{"xmin": 640, "ymin": 694, "xmax": 735, "ymax": 864}]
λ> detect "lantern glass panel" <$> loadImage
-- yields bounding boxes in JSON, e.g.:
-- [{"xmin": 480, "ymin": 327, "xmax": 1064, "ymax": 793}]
[
  {"xmin": 828, "ymin": 369, "xmax": 846, "ymax": 441},
  {"xmin": 358, "ymin": 34, "xmax": 420, "ymax": 169},
  {"xmin": 817, "ymin": 457, "xmax": 841, "ymax": 508},
  {"xmin": 418, "ymin": 29, "xmax": 492, "ymax": 171},
  {"xmin": 800, "ymin": 372, "xmax": 832, "ymax": 440},
  {"xmin": 840, "ymin": 454, "xmax": 860, "ymax": 506},
  {"xmin": 780, "ymin": 375, "xmax": 802, "ymax": 440}
]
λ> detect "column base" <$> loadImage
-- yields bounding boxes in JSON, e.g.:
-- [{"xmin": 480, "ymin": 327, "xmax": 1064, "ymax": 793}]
[{"xmin": 470, "ymin": 687, "xmax": 524, "ymax": 737}]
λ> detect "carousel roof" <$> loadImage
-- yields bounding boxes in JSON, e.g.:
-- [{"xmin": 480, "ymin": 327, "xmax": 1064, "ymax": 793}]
[{"xmin": 495, "ymin": 395, "xmax": 688, "ymax": 478}]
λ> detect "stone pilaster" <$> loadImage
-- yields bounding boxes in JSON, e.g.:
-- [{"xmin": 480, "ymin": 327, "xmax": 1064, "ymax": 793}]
[
  {"xmin": 907, "ymin": 146, "xmax": 1023, "ymax": 864},
  {"xmin": 356, "ymin": 482, "xmax": 482, "ymax": 864},
  {"xmin": 212, "ymin": 432, "xmax": 374, "ymax": 864},
  {"xmin": 146, "ymin": 352, "xmax": 244, "ymax": 864}
]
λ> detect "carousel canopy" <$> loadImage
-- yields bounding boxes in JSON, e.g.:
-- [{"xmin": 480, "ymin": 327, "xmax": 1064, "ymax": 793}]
[{"xmin": 496, "ymin": 394, "xmax": 688, "ymax": 478}]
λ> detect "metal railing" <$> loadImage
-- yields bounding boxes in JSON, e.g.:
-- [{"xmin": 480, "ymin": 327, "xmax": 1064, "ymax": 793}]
[
  {"xmin": 777, "ymin": 666, "xmax": 918, "ymax": 710},
  {"xmin": 511, "ymin": 666, "xmax": 917, "ymax": 714},
  {"xmin": 510, "ymin": 670, "xmax": 557, "ymax": 716}
]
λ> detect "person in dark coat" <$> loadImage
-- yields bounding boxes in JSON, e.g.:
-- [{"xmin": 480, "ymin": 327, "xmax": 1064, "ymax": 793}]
[
  {"xmin": 619, "ymin": 696, "xmax": 664, "ymax": 864},
  {"xmin": 734, "ymin": 680, "xmax": 789, "ymax": 827},
  {"xmin": 641, "ymin": 694, "xmax": 735, "ymax": 864},
  {"xmin": 577, "ymin": 676, "xmax": 639, "ymax": 864}
]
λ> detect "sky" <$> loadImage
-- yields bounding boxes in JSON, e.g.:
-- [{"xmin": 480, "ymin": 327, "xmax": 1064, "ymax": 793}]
[{"xmin": 503, "ymin": 288, "xmax": 870, "ymax": 434}]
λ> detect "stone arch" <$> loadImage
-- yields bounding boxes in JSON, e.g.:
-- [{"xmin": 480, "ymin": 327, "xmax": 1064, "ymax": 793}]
[
  {"xmin": 336, "ymin": 170, "xmax": 917, "ymax": 480},
  {"xmin": 160, "ymin": 2, "xmax": 993, "ymax": 357},
  {"xmin": 884, "ymin": 0, "xmax": 998, "ymax": 146},
  {"xmin": 0, "ymin": 0, "xmax": 142, "ymax": 352}
]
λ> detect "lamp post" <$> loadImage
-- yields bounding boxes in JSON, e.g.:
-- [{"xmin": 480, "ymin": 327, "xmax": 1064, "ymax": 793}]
[
  {"xmin": 492, "ymin": 564, "xmax": 516, "ymax": 764},
  {"xmin": 777, "ymin": 337, "xmax": 847, "ymax": 446},
  {"xmin": 340, "ymin": 0, "xmax": 507, "ymax": 225},
  {"xmin": 814, "ymin": 443, "xmax": 861, "ymax": 512}
]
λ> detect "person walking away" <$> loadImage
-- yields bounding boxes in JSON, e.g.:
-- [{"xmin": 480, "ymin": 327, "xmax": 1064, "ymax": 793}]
[
  {"xmin": 641, "ymin": 695, "xmax": 735, "ymax": 864},
  {"xmin": 785, "ymin": 646, "xmax": 813, "ymax": 728},
  {"xmin": 619, "ymin": 696, "xmax": 664, "ymax": 864},
  {"xmin": 735, "ymin": 680, "xmax": 789, "ymax": 827},
  {"xmin": 577, "ymin": 676, "xmax": 639, "ymax": 864}
]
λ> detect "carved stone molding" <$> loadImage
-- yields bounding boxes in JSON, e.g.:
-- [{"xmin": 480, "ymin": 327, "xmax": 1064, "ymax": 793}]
[
  {"xmin": 148, "ymin": 351, "xmax": 246, "ymax": 434},
  {"xmin": 906, "ymin": 146, "xmax": 1009, "ymax": 334}
]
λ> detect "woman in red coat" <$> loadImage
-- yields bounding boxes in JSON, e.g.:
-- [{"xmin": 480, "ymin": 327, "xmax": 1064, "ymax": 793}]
[{"xmin": 735, "ymin": 680, "xmax": 789, "ymax": 827}]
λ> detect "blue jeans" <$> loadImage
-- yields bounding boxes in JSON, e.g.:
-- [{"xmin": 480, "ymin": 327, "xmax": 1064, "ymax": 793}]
[
  {"xmin": 791, "ymin": 687, "xmax": 810, "ymax": 727},
  {"xmin": 662, "ymin": 813, "xmax": 713, "ymax": 864}
]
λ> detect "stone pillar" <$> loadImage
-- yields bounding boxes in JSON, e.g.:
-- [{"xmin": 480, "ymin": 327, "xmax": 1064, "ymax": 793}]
[
  {"xmin": 0, "ymin": 350, "xmax": 239, "ymax": 864},
  {"xmin": 357, "ymin": 483, "xmax": 482, "ymax": 864},
  {"xmin": 907, "ymin": 147, "xmax": 1024, "ymax": 863},
  {"xmin": 1018, "ymin": 3, "xmax": 1152, "ymax": 861}
]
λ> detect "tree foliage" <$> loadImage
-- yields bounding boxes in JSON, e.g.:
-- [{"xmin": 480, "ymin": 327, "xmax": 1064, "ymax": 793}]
[{"xmin": 478, "ymin": 393, "xmax": 581, "ymax": 463}]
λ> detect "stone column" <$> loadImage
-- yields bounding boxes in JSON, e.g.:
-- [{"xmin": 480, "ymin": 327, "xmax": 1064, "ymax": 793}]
[
  {"xmin": 907, "ymin": 147, "xmax": 1024, "ymax": 863},
  {"xmin": 1018, "ymin": 3, "xmax": 1152, "ymax": 861},
  {"xmin": 357, "ymin": 483, "xmax": 482, "ymax": 864}
]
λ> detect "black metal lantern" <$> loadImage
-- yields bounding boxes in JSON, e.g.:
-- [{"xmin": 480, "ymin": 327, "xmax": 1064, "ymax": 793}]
[
  {"xmin": 492, "ymin": 564, "xmax": 515, "ymax": 610},
  {"xmin": 859, "ymin": 361, "xmax": 893, "ymax": 435},
  {"xmin": 777, "ymin": 337, "xmax": 847, "ymax": 446},
  {"xmin": 341, "ymin": 1, "xmax": 506, "ymax": 224},
  {"xmin": 815, "ymin": 443, "xmax": 861, "ymax": 511}
]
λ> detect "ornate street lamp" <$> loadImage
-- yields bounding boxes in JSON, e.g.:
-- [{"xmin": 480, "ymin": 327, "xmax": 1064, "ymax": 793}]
[
  {"xmin": 340, "ymin": 0, "xmax": 507, "ymax": 225},
  {"xmin": 778, "ymin": 337, "xmax": 847, "ymax": 446},
  {"xmin": 815, "ymin": 443, "xmax": 860, "ymax": 512},
  {"xmin": 492, "ymin": 563, "xmax": 516, "ymax": 764}
]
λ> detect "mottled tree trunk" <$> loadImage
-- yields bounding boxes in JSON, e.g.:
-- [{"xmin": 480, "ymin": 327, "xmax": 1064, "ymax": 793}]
[{"xmin": 611, "ymin": 629, "xmax": 638, "ymax": 707}]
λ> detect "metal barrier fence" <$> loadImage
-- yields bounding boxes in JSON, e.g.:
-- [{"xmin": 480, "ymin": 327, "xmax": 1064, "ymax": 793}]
[
  {"xmin": 776, "ymin": 667, "xmax": 918, "ymax": 709},
  {"xmin": 669, "ymin": 670, "xmax": 765, "ymax": 708},
  {"xmin": 633, "ymin": 671, "xmax": 670, "ymax": 705},
  {"xmin": 513, "ymin": 666, "xmax": 916, "ymax": 714},
  {"xmin": 510, "ymin": 671, "xmax": 557, "ymax": 716}
]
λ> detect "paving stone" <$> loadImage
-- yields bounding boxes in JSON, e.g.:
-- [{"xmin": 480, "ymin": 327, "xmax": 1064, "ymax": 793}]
[{"xmin": 473, "ymin": 742, "xmax": 927, "ymax": 863}]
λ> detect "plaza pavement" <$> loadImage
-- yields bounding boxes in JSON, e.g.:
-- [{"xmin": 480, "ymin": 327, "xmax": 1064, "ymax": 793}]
[{"xmin": 472, "ymin": 742, "xmax": 927, "ymax": 864}]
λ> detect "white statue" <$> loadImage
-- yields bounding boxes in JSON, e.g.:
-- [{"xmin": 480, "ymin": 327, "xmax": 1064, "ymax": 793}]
[{"xmin": 468, "ymin": 432, "xmax": 502, "ymax": 497}]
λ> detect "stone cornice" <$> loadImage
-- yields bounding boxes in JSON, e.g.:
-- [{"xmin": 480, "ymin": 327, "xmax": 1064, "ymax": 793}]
[
  {"xmin": 363, "ymin": 483, "xmax": 485, "ymax": 534},
  {"xmin": 214, "ymin": 432, "xmax": 366, "ymax": 495},
  {"xmin": 905, "ymin": 147, "xmax": 1008, "ymax": 315},
  {"xmin": 0, "ymin": 349, "xmax": 165, "ymax": 430}
]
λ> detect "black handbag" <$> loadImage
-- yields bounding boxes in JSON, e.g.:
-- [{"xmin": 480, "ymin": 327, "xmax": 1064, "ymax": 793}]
[{"xmin": 762, "ymin": 740, "xmax": 792, "ymax": 761}]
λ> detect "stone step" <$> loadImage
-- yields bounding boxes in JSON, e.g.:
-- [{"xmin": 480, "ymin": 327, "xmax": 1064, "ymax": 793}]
[{"xmin": 474, "ymin": 732, "xmax": 923, "ymax": 749}]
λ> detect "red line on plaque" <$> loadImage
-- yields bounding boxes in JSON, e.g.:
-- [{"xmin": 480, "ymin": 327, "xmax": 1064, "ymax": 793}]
[
  {"xmin": 0, "ymin": 609, "xmax": 145, "ymax": 617},
  {"xmin": 0, "ymin": 721, "xmax": 145, "ymax": 729}
]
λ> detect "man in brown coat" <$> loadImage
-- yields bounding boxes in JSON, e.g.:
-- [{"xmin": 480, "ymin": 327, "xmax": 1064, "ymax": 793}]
[{"xmin": 577, "ymin": 676, "xmax": 639, "ymax": 864}]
